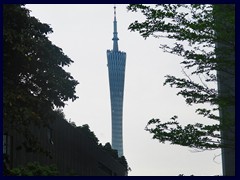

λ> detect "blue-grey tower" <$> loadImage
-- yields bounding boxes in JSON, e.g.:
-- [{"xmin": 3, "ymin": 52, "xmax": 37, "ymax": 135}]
[{"xmin": 107, "ymin": 6, "xmax": 126, "ymax": 157}]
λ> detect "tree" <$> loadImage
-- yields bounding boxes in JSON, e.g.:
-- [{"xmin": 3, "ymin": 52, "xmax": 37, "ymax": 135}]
[
  {"xmin": 118, "ymin": 156, "xmax": 131, "ymax": 173},
  {"xmin": 3, "ymin": 5, "xmax": 79, "ymax": 153},
  {"xmin": 101, "ymin": 143, "xmax": 131, "ymax": 173},
  {"xmin": 102, "ymin": 142, "xmax": 118, "ymax": 159},
  {"xmin": 77, "ymin": 124, "xmax": 99, "ymax": 144},
  {"xmin": 127, "ymin": 4, "xmax": 235, "ymax": 175}
]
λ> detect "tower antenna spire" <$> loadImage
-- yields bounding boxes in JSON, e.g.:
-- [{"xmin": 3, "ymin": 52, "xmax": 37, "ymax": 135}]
[
  {"xmin": 112, "ymin": 5, "xmax": 119, "ymax": 51},
  {"xmin": 114, "ymin": 4, "xmax": 116, "ymax": 18}
]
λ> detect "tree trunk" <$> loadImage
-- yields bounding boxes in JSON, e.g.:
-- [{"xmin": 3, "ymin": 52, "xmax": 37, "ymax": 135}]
[{"xmin": 214, "ymin": 4, "xmax": 235, "ymax": 176}]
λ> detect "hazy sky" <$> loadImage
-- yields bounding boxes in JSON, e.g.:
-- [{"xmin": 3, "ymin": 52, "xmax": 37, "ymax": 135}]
[{"xmin": 26, "ymin": 4, "xmax": 222, "ymax": 176}]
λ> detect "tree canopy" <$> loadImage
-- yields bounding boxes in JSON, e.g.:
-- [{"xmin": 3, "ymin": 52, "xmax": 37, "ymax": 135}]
[
  {"xmin": 76, "ymin": 124, "xmax": 99, "ymax": 144},
  {"xmin": 3, "ymin": 4, "xmax": 79, "ymax": 152},
  {"xmin": 127, "ymin": 4, "xmax": 235, "ymax": 150}
]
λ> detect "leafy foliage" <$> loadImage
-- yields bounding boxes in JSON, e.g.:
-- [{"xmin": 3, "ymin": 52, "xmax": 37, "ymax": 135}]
[
  {"xmin": 7, "ymin": 162, "xmax": 59, "ymax": 176},
  {"xmin": 101, "ymin": 142, "xmax": 119, "ymax": 159},
  {"xmin": 74, "ymin": 123, "xmax": 131, "ymax": 172},
  {"xmin": 146, "ymin": 117, "xmax": 221, "ymax": 149},
  {"xmin": 77, "ymin": 124, "xmax": 99, "ymax": 144},
  {"xmin": 127, "ymin": 4, "xmax": 235, "ymax": 149},
  {"xmin": 75, "ymin": 123, "xmax": 130, "ymax": 171},
  {"xmin": 118, "ymin": 156, "xmax": 131, "ymax": 172},
  {"xmin": 100, "ymin": 143, "xmax": 130, "ymax": 172},
  {"xmin": 3, "ymin": 5, "xmax": 79, "ymax": 153}
]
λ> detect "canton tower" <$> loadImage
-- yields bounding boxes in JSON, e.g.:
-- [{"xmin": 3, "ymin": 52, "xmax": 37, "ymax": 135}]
[{"xmin": 107, "ymin": 6, "xmax": 126, "ymax": 157}]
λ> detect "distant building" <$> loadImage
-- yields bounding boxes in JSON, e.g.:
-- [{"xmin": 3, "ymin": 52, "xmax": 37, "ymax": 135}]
[
  {"xmin": 107, "ymin": 6, "xmax": 126, "ymax": 157},
  {"xmin": 3, "ymin": 118, "xmax": 127, "ymax": 176}
]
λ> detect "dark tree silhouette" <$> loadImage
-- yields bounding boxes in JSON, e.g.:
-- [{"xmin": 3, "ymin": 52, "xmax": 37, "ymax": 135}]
[{"xmin": 3, "ymin": 4, "xmax": 79, "ymax": 152}]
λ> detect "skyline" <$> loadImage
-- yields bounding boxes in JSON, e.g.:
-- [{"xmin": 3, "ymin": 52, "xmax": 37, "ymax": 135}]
[{"xmin": 26, "ymin": 4, "xmax": 222, "ymax": 176}]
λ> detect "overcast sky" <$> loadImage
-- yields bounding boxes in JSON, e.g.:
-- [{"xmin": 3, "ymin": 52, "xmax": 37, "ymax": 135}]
[{"xmin": 26, "ymin": 4, "xmax": 222, "ymax": 176}]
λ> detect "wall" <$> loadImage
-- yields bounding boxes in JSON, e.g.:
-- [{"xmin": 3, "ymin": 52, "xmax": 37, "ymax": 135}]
[{"xmin": 4, "ymin": 118, "xmax": 127, "ymax": 176}]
